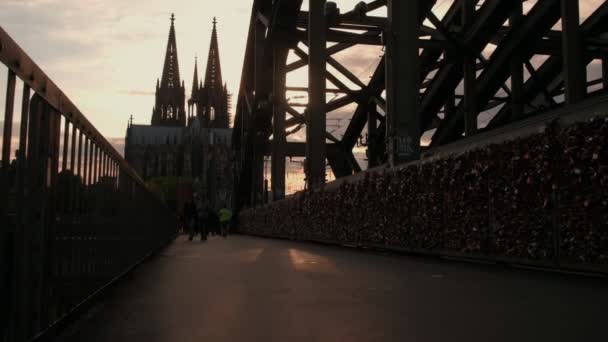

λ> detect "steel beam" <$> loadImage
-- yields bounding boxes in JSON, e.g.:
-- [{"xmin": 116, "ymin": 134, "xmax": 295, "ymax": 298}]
[
  {"xmin": 489, "ymin": 1, "xmax": 608, "ymax": 129},
  {"xmin": 367, "ymin": 101, "xmax": 379, "ymax": 168},
  {"xmin": 252, "ymin": 19, "xmax": 267, "ymax": 205},
  {"xmin": 463, "ymin": 0, "xmax": 477, "ymax": 136},
  {"xmin": 343, "ymin": 61, "xmax": 385, "ymax": 150},
  {"xmin": 271, "ymin": 47, "xmax": 288, "ymax": 201},
  {"xmin": 433, "ymin": 0, "xmax": 562, "ymax": 145},
  {"xmin": 420, "ymin": 0, "xmax": 520, "ymax": 135},
  {"xmin": 561, "ymin": 0, "xmax": 586, "ymax": 104},
  {"xmin": 510, "ymin": 2, "xmax": 524, "ymax": 122},
  {"xmin": 386, "ymin": 0, "xmax": 420, "ymax": 165},
  {"xmin": 305, "ymin": 0, "xmax": 327, "ymax": 188}
]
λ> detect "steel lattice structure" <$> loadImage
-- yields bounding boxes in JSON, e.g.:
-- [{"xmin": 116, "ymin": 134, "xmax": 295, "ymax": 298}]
[{"xmin": 233, "ymin": 0, "xmax": 608, "ymax": 208}]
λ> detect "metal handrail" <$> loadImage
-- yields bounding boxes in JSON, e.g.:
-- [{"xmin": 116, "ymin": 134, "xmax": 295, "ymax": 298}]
[
  {"xmin": 0, "ymin": 26, "xmax": 146, "ymax": 187},
  {"xmin": 0, "ymin": 25, "xmax": 177, "ymax": 342}
]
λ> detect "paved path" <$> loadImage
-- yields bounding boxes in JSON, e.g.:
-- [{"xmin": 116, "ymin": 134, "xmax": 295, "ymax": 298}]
[{"xmin": 58, "ymin": 235, "xmax": 607, "ymax": 342}]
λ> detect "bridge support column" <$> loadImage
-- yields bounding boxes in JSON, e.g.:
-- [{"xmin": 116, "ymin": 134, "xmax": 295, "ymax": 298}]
[
  {"xmin": 386, "ymin": 0, "xmax": 420, "ymax": 166},
  {"xmin": 367, "ymin": 102, "xmax": 379, "ymax": 169},
  {"xmin": 272, "ymin": 47, "xmax": 288, "ymax": 201},
  {"xmin": 252, "ymin": 19, "xmax": 268, "ymax": 205},
  {"xmin": 510, "ymin": 2, "xmax": 524, "ymax": 122},
  {"xmin": 561, "ymin": 0, "xmax": 586, "ymax": 104},
  {"xmin": 306, "ymin": 0, "xmax": 327, "ymax": 188},
  {"xmin": 462, "ymin": 0, "xmax": 477, "ymax": 136}
]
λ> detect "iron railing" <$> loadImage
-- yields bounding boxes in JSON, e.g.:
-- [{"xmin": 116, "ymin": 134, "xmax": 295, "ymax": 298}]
[{"xmin": 0, "ymin": 26, "xmax": 177, "ymax": 342}]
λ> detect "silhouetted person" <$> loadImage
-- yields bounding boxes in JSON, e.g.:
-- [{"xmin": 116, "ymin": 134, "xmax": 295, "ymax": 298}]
[
  {"xmin": 208, "ymin": 209, "xmax": 219, "ymax": 238},
  {"xmin": 197, "ymin": 204, "xmax": 208, "ymax": 242},
  {"xmin": 184, "ymin": 201, "xmax": 197, "ymax": 241}
]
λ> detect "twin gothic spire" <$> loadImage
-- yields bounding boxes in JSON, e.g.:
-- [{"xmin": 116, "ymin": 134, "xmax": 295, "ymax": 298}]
[
  {"xmin": 153, "ymin": 14, "xmax": 229, "ymax": 128},
  {"xmin": 204, "ymin": 17, "xmax": 223, "ymax": 90},
  {"xmin": 160, "ymin": 13, "xmax": 181, "ymax": 89}
]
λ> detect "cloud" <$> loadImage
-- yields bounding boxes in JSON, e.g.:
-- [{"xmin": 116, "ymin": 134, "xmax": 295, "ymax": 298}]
[{"xmin": 120, "ymin": 90, "xmax": 156, "ymax": 96}]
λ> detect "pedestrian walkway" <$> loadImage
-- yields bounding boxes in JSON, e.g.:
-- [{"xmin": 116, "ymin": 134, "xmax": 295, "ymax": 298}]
[{"xmin": 58, "ymin": 235, "xmax": 607, "ymax": 342}]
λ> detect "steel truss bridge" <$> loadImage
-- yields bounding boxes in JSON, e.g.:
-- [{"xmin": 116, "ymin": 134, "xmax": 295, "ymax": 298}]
[
  {"xmin": 232, "ymin": 0, "xmax": 608, "ymax": 207},
  {"xmin": 1, "ymin": 4, "xmax": 607, "ymax": 339}
]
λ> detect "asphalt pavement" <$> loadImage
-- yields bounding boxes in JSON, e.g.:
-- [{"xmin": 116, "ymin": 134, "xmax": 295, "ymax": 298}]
[{"xmin": 57, "ymin": 235, "xmax": 607, "ymax": 342}]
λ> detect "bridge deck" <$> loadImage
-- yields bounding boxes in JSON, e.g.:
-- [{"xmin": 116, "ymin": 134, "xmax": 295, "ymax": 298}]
[{"xmin": 58, "ymin": 235, "xmax": 606, "ymax": 342}]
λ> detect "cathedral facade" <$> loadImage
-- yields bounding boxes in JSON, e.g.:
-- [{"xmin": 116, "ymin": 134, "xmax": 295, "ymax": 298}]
[{"xmin": 125, "ymin": 14, "xmax": 232, "ymax": 211}]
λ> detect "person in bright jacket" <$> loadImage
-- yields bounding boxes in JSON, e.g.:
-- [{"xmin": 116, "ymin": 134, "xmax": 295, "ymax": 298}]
[{"xmin": 218, "ymin": 207, "xmax": 232, "ymax": 237}]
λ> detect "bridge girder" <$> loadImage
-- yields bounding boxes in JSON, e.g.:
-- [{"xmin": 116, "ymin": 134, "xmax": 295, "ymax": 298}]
[{"xmin": 233, "ymin": 0, "xmax": 608, "ymax": 209}]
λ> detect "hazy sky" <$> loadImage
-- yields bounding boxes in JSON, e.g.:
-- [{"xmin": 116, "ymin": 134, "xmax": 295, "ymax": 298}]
[
  {"xmin": 0, "ymin": 0, "xmax": 380, "ymax": 139},
  {"xmin": 0, "ymin": 0, "xmax": 258, "ymax": 139},
  {"xmin": 0, "ymin": 0, "xmax": 604, "ymax": 164}
]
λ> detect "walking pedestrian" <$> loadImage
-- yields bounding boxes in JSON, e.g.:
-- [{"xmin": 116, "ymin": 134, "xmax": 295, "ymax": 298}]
[
  {"xmin": 184, "ymin": 201, "xmax": 197, "ymax": 241},
  {"xmin": 218, "ymin": 206, "xmax": 232, "ymax": 237}
]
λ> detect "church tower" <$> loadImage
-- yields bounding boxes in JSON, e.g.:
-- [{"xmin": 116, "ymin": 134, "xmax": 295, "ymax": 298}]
[
  {"xmin": 189, "ymin": 18, "xmax": 231, "ymax": 129},
  {"xmin": 152, "ymin": 13, "xmax": 186, "ymax": 127}
]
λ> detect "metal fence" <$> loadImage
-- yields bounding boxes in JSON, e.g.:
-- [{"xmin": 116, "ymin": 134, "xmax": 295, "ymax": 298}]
[{"xmin": 0, "ymin": 27, "xmax": 177, "ymax": 342}]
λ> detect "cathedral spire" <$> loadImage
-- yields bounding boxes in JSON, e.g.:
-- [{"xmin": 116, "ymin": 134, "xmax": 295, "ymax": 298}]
[
  {"xmin": 152, "ymin": 13, "xmax": 186, "ymax": 127},
  {"xmin": 204, "ymin": 17, "xmax": 223, "ymax": 90},
  {"xmin": 191, "ymin": 55, "xmax": 199, "ymax": 97},
  {"xmin": 161, "ymin": 13, "xmax": 181, "ymax": 89}
]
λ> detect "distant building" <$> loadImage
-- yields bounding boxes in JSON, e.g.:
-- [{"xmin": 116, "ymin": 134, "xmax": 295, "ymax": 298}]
[{"xmin": 125, "ymin": 14, "xmax": 233, "ymax": 212}]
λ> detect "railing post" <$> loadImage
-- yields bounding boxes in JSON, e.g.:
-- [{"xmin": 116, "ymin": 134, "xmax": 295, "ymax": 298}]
[
  {"xmin": 69, "ymin": 124, "xmax": 77, "ymax": 213},
  {"xmin": 1, "ymin": 69, "xmax": 16, "ymax": 175},
  {"xmin": 83, "ymin": 137, "xmax": 89, "ymax": 213},
  {"xmin": 70, "ymin": 123, "xmax": 76, "ymax": 172},
  {"xmin": 62, "ymin": 118, "xmax": 69, "ymax": 172},
  {"xmin": 1, "ymin": 68, "xmax": 16, "ymax": 342},
  {"xmin": 92, "ymin": 145, "xmax": 97, "ymax": 185},
  {"xmin": 27, "ymin": 96, "xmax": 52, "ymax": 336},
  {"xmin": 10, "ymin": 83, "xmax": 30, "ymax": 342}
]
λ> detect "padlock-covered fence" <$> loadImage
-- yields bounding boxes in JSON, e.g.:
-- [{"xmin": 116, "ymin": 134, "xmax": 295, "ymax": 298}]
[{"xmin": 239, "ymin": 113, "xmax": 608, "ymax": 275}]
